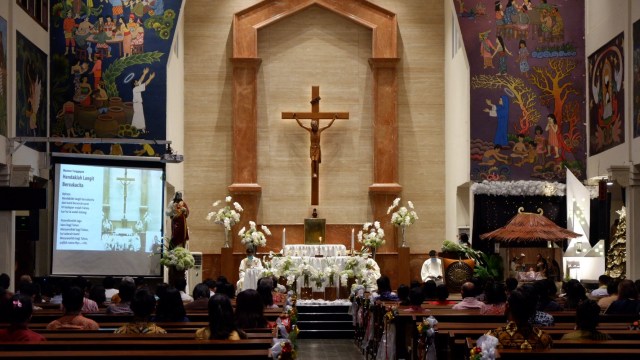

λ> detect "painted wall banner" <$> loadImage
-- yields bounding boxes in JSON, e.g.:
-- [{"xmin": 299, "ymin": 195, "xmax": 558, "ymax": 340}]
[
  {"xmin": 0, "ymin": 16, "xmax": 6, "ymax": 138},
  {"xmin": 456, "ymin": 0, "xmax": 586, "ymax": 181},
  {"xmin": 17, "ymin": 31, "xmax": 47, "ymax": 151},
  {"xmin": 49, "ymin": 0, "xmax": 182, "ymax": 156},
  {"xmin": 588, "ymin": 32, "xmax": 624, "ymax": 156},
  {"xmin": 633, "ymin": 20, "xmax": 640, "ymax": 139}
]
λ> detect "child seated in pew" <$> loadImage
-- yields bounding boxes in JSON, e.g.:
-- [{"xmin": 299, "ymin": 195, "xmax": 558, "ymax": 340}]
[
  {"xmin": 195, "ymin": 294, "xmax": 246, "ymax": 340},
  {"xmin": 401, "ymin": 287, "xmax": 428, "ymax": 313},
  {"xmin": 0, "ymin": 294, "xmax": 46, "ymax": 341},
  {"xmin": 114, "ymin": 288, "xmax": 166, "ymax": 334},
  {"xmin": 235, "ymin": 289, "xmax": 267, "ymax": 330},
  {"xmin": 562, "ymin": 299, "xmax": 612, "ymax": 340},
  {"xmin": 46, "ymin": 286, "xmax": 100, "ymax": 330}
]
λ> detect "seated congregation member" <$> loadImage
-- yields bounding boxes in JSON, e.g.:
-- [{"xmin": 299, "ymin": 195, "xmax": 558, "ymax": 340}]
[
  {"xmin": 46, "ymin": 286, "xmax": 100, "ymax": 330},
  {"xmin": 196, "ymin": 294, "xmax": 247, "ymax": 340},
  {"xmin": 372, "ymin": 275, "xmax": 399, "ymax": 301},
  {"xmin": 520, "ymin": 284, "xmax": 554, "ymax": 326},
  {"xmin": 505, "ymin": 277, "xmax": 518, "ymax": 297},
  {"xmin": 452, "ymin": 282, "xmax": 484, "ymax": 310},
  {"xmin": 110, "ymin": 276, "xmax": 134, "ymax": 304},
  {"xmin": 480, "ymin": 281, "xmax": 506, "ymax": 315},
  {"xmin": 589, "ymin": 274, "xmax": 611, "ymax": 298},
  {"xmin": 397, "ymin": 284, "xmax": 410, "ymax": 306},
  {"xmin": 598, "ymin": 279, "xmax": 620, "ymax": 312},
  {"xmin": 71, "ymin": 276, "xmax": 99, "ymax": 313},
  {"xmin": 402, "ymin": 287, "xmax": 428, "ymax": 313},
  {"xmin": 562, "ymin": 300, "xmax": 612, "ymax": 340},
  {"xmin": 115, "ymin": 288, "xmax": 166, "ymax": 334},
  {"xmin": 257, "ymin": 282, "xmax": 279, "ymax": 309},
  {"xmin": 235, "ymin": 289, "xmax": 267, "ymax": 330},
  {"xmin": 535, "ymin": 279, "xmax": 562, "ymax": 312},
  {"xmin": 420, "ymin": 250, "xmax": 443, "ymax": 285},
  {"xmin": 88, "ymin": 284, "xmax": 107, "ymax": 308},
  {"xmin": 103, "ymin": 276, "xmax": 119, "ymax": 302},
  {"xmin": 0, "ymin": 294, "xmax": 46, "ymax": 341},
  {"xmin": 152, "ymin": 286, "xmax": 189, "ymax": 322},
  {"xmin": 184, "ymin": 283, "xmax": 211, "ymax": 311},
  {"xmin": 559, "ymin": 279, "xmax": 587, "ymax": 310},
  {"xmin": 605, "ymin": 279, "xmax": 640, "ymax": 315},
  {"xmin": 106, "ymin": 280, "xmax": 135, "ymax": 315},
  {"xmin": 487, "ymin": 287, "xmax": 553, "ymax": 350},
  {"xmin": 428, "ymin": 284, "xmax": 457, "ymax": 306},
  {"xmin": 174, "ymin": 277, "xmax": 193, "ymax": 304},
  {"xmin": 204, "ymin": 278, "xmax": 216, "ymax": 297},
  {"xmin": 422, "ymin": 280, "xmax": 437, "ymax": 300}
]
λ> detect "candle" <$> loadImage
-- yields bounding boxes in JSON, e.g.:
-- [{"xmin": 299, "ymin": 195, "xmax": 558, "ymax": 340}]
[
  {"xmin": 282, "ymin": 228, "xmax": 286, "ymax": 249},
  {"xmin": 351, "ymin": 228, "xmax": 355, "ymax": 251},
  {"xmin": 319, "ymin": 236, "xmax": 322, "ymax": 243}
]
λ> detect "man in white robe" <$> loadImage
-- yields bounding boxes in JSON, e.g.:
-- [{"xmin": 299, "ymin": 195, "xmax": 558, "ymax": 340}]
[{"xmin": 421, "ymin": 250, "xmax": 443, "ymax": 285}]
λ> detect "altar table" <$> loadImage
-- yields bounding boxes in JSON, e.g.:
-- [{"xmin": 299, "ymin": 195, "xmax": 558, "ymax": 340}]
[{"xmin": 283, "ymin": 244, "xmax": 347, "ymax": 257}]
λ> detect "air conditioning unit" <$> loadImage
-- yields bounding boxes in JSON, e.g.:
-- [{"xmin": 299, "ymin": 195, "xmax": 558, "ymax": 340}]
[{"xmin": 188, "ymin": 252, "xmax": 203, "ymax": 295}]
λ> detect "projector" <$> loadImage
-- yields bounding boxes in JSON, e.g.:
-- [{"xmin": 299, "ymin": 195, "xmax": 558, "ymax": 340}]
[{"xmin": 162, "ymin": 153, "xmax": 184, "ymax": 163}]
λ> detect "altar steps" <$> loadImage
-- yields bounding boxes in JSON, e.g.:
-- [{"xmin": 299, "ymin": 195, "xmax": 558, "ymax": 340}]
[{"xmin": 296, "ymin": 305, "xmax": 353, "ymax": 339}]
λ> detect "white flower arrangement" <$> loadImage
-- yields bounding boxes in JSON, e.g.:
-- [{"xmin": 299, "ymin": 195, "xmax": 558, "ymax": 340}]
[
  {"xmin": 339, "ymin": 254, "xmax": 381, "ymax": 291},
  {"xmin": 239, "ymin": 221, "xmax": 271, "ymax": 249},
  {"xmin": 358, "ymin": 221, "xmax": 386, "ymax": 249},
  {"xmin": 471, "ymin": 180, "xmax": 566, "ymax": 197},
  {"xmin": 298, "ymin": 260, "xmax": 317, "ymax": 287},
  {"xmin": 324, "ymin": 261, "xmax": 340, "ymax": 287},
  {"xmin": 206, "ymin": 196, "xmax": 243, "ymax": 231},
  {"xmin": 159, "ymin": 246, "xmax": 195, "ymax": 271},
  {"xmin": 387, "ymin": 197, "xmax": 418, "ymax": 227}
]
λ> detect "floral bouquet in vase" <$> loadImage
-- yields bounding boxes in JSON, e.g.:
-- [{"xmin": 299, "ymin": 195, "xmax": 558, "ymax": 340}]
[
  {"xmin": 387, "ymin": 197, "xmax": 418, "ymax": 247},
  {"xmin": 239, "ymin": 221, "xmax": 271, "ymax": 251},
  {"xmin": 207, "ymin": 196, "xmax": 243, "ymax": 248},
  {"xmin": 357, "ymin": 221, "xmax": 385, "ymax": 258}
]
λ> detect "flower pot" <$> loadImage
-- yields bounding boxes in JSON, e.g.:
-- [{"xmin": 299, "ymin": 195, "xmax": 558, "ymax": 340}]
[
  {"xmin": 312, "ymin": 290, "xmax": 325, "ymax": 300},
  {"xmin": 339, "ymin": 277, "xmax": 356, "ymax": 299},
  {"xmin": 300, "ymin": 287, "xmax": 313, "ymax": 300},
  {"xmin": 325, "ymin": 286, "xmax": 337, "ymax": 301}
]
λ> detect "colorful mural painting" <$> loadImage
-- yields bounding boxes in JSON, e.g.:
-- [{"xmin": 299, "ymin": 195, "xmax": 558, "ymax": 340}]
[
  {"xmin": 49, "ymin": 0, "xmax": 182, "ymax": 156},
  {"xmin": 457, "ymin": 0, "xmax": 586, "ymax": 181},
  {"xmin": 0, "ymin": 16, "xmax": 7, "ymax": 137},
  {"xmin": 634, "ymin": 20, "xmax": 640, "ymax": 139},
  {"xmin": 588, "ymin": 33, "xmax": 624, "ymax": 156},
  {"xmin": 17, "ymin": 32, "xmax": 47, "ymax": 151}
]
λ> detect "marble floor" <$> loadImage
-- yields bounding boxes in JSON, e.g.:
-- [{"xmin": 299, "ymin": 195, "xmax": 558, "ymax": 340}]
[{"xmin": 296, "ymin": 339, "xmax": 364, "ymax": 360}]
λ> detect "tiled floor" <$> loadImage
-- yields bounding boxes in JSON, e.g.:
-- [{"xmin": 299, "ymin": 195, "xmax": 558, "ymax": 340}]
[{"xmin": 297, "ymin": 339, "xmax": 364, "ymax": 360}]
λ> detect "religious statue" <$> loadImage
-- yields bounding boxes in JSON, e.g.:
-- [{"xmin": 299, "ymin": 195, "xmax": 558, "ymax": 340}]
[
  {"xmin": 166, "ymin": 192, "xmax": 189, "ymax": 248},
  {"xmin": 295, "ymin": 114, "xmax": 336, "ymax": 178}
]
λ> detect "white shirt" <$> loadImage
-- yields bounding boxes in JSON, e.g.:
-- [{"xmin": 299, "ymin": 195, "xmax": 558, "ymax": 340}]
[{"xmin": 421, "ymin": 257, "xmax": 443, "ymax": 283}]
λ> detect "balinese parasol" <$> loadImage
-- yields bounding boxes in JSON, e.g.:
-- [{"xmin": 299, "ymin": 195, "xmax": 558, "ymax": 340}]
[
  {"xmin": 480, "ymin": 207, "xmax": 580, "ymax": 243},
  {"xmin": 480, "ymin": 207, "xmax": 581, "ymax": 280}
]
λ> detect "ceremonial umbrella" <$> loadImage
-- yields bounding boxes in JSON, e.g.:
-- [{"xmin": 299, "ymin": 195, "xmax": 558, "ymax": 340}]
[
  {"xmin": 480, "ymin": 207, "xmax": 581, "ymax": 279},
  {"xmin": 480, "ymin": 207, "xmax": 581, "ymax": 243}
]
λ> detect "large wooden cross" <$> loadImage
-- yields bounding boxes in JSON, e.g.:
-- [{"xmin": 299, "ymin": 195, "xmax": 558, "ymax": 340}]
[{"xmin": 282, "ymin": 86, "xmax": 349, "ymax": 205}]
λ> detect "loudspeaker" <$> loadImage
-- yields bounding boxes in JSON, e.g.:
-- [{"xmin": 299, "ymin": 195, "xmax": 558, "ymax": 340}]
[{"xmin": 15, "ymin": 211, "xmax": 39, "ymax": 241}]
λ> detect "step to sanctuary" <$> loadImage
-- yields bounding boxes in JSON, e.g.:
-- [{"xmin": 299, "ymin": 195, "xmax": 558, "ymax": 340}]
[{"xmin": 296, "ymin": 304, "xmax": 354, "ymax": 339}]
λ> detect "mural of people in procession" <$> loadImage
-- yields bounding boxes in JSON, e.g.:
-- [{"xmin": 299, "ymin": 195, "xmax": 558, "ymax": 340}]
[
  {"xmin": 49, "ymin": 0, "xmax": 182, "ymax": 156},
  {"xmin": 588, "ymin": 33, "xmax": 624, "ymax": 156},
  {"xmin": 17, "ymin": 32, "xmax": 47, "ymax": 151},
  {"xmin": 0, "ymin": 16, "xmax": 7, "ymax": 138},
  {"xmin": 457, "ymin": 0, "xmax": 586, "ymax": 181},
  {"xmin": 633, "ymin": 20, "xmax": 640, "ymax": 139}
]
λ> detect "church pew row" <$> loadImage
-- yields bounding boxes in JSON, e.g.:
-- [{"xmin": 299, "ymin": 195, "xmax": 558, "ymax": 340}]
[
  {"xmin": 0, "ymin": 339, "xmax": 273, "ymax": 351},
  {"xmin": 496, "ymin": 349, "xmax": 640, "ymax": 359},
  {"xmin": 39, "ymin": 332, "xmax": 274, "ymax": 340},
  {"xmin": 0, "ymin": 349, "xmax": 270, "ymax": 359}
]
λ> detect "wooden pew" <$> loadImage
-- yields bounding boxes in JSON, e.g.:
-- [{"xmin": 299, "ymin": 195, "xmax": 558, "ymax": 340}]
[
  {"xmin": 0, "ymin": 339, "xmax": 273, "ymax": 351},
  {"xmin": 0, "ymin": 349, "xmax": 270, "ymax": 359},
  {"xmin": 496, "ymin": 349, "xmax": 640, "ymax": 359}
]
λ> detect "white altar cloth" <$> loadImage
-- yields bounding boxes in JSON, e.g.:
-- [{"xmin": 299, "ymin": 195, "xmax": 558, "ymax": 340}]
[{"xmin": 283, "ymin": 244, "xmax": 347, "ymax": 257}]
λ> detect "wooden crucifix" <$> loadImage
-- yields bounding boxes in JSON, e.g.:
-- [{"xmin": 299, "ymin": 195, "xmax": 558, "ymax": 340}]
[{"xmin": 282, "ymin": 86, "xmax": 349, "ymax": 205}]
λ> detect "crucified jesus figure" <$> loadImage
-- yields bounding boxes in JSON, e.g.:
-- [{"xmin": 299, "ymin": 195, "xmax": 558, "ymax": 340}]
[{"xmin": 295, "ymin": 114, "xmax": 337, "ymax": 178}]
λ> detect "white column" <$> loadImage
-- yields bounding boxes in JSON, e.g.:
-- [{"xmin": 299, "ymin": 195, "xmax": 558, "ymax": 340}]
[
  {"xmin": 0, "ymin": 211, "xmax": 15, "ymax": 291},
  {"xmin": 626, "ymin": 165, "xmax": 640, "ymax": 280}
]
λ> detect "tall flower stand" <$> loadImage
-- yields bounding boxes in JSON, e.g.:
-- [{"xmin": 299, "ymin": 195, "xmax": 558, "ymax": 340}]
[
  {"xmin": 168, "ymin": 267, "xmax": 186, "ymax": 288},
  {"xmin": 339, "ymin": 277, "xmax": 356, "ymax": 299}
]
